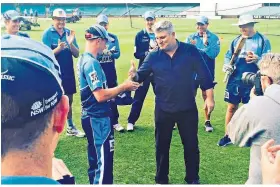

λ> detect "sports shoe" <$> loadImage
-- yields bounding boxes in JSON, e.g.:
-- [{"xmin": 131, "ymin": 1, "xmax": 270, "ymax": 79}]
[
  {"xmin": 204, "ymin": 121, "xmax": 213, "ymax": 132},
  {"xmin": 217, "ymin": 135, "xmax": 232, "ymax": 147},
  {"xmin": 66, "ymin": 126, "xmax": 86, "ymax": 138},
  {"xmin": 113, "ymin": 124, "xmax": 125, "ymax": 132},
  {"xmin": 127, "ymin": 123, "xmax": 134, "ymax": 132}
]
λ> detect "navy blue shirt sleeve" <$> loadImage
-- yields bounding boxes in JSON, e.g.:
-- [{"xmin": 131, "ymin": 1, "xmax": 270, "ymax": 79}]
[
  {"xmin": 134, "ymin": 33, "xmax": 147, "ymax": 60},
  {"xmin": 192, "ymin": 46, "xmax": 214, "ymax": 91},
  {"xmin": 111, "ymin": 35, "xmax": 120, "ymax": 59},
  {"xmin": 135, "ymin": 53, "xmax": 153, "ymax": 83}
]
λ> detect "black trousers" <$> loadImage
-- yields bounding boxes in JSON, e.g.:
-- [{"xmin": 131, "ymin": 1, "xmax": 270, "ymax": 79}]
[
  {"xmin": 154, "ymin": 105, "xmax": 200, "ymax": 184},
  {"xmin": 128, "ymin": 75, "xmax": 155, "ymax": 124}
]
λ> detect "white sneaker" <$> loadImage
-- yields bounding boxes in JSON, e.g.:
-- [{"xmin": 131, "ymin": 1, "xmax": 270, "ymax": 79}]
[
  {"xmin": 66, "ymin": 127, "xmax": 86, "ymax": 138},
  {"xmin": 113, "ymin": 124, "xmax": 125, "ymax": 132},
  {"xmin": 127, "ymin": 123, "xmax": 134, "ymax": 132}
]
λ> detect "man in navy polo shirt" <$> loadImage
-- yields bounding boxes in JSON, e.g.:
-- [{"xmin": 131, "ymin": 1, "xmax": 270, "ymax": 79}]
[
  {"xmin": 1, "ymin": 35, "xmax": 70, "ymax": 184},
  {"xmin": 3, "ymin": 10, "xmax": 29, "ymax": 38},
  {"xmin": 126, "ymin": 11, "xmax": 157, "ymax": 132},
  {"xmin": 186, "ymin": 16, "xmax": 220, "ymax": 132},
  {"xmin": 129, "ymin": 20, "xmax": 215, "ymax": 184},
  {"xmin": 77, "ymin": 24, "xmax": 139, "ymax": 184},
  {"xmin": 42, "ymin": 8, "xmax": 85, "ymax": 137}
]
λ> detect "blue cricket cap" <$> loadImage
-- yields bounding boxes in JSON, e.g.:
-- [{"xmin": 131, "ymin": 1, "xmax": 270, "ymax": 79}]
[
  {"xmin": 85, "ymin": 24, "xmax": 114, "ymax": 42},
  {"xmin": 196, "ymin": 16, "xmax": 209, "ymax": 25},
  {"xmin": 1, "ymin": 35, "xmax": 64, "ymax": 128},
  {"xmin": 97, "ymin": 14, "xmax": 109, "ymax": 24},
  {"xmin": 144, "ymin": 11, "xmax": 155, "ymax": 20},
  {"xmin": 3, "ymin": 10, "xmax": 23, "ymax": 21}
]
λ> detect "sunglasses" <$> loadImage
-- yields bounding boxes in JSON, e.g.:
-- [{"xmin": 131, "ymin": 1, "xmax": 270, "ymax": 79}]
[{"xmin": 85, "ymin": 33, "xmax": 107, "ymax": 42}]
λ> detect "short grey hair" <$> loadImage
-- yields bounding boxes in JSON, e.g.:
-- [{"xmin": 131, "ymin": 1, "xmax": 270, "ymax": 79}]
[
  {"xmin": 153, "ymin": 20, "xmax": 174, "ymax": 34},
  {"xmin": 259, "ymin": 53, "xmax": 280, "ymax": 84}
]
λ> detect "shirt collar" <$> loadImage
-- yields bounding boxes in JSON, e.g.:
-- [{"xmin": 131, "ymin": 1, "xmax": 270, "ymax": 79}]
[
  {"xmin": 195, "ymin": 30, "xmax": 211, "ymax": 37},
  {"xmin": 50, "ymin": 25, "xmax": 66, "ymax": 34},
  {"xmin": 247, "ymin": 31, "xmax": 259, "ymax": 39},
  {"xmin": 84, "ymin": 52, "xmax": 96, "ymax": 59}
]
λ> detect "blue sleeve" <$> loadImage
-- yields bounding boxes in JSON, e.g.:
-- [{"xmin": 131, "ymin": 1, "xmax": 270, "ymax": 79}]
[
  {"xmin": 201, "ymin": 35, "xmax": 220, "ymax": 59},
  {"xmin": 256, "ymin": 37, "xmax": 271, "ymax": 66},
  {"xmin": 185, "ymin": 35, "xmax": 192, "ymax": 44},
  {"xmin": 73, "ymin": 36, "xmax": 79, "ymax": 49},
  {"xmin": 83, "ymin": 60, "xmax": 104, "ymax": 91},
  {"xmin": 192, "ymin": 46, "xmax": 214, "ymax": 90},
  {"xmin": 135, "ymin": 53, "xmax": 153, "ymax": 83},
  {"xmin": 224, "ymin": 40, "xmax": 234, "ymax": 65},
  {"xmin": 134, "ymin": 33, "xmax": 147, "ymax": 59},
  {"xmin": 42, "ymin": 30, "xmax": 51, "ymax": 48},
  {"xmin": 111, "ymin": 35, "xmax": 120, "ymax": 59}
]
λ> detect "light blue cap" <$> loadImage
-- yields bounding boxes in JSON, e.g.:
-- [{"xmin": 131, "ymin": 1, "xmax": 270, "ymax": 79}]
[
  {"xmin": 196, "ymin": 16, "xmax": 209, "ymax": 25},
  {"xmin": 97, "ymin": 14, "xmax": 109, "ymax": 24},
  {"xmin": 144, "ymin": 11, "xmax": 155, "ymax": 20},
  {"xmin": 3, "ymin": 10, "xmax": 23, "ymax": 21}
]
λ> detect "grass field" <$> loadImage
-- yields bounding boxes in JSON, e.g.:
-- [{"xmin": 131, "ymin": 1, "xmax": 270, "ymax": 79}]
[{"xmin": 20, "ymin": 17, "xmax": 280, "ymax": 184}]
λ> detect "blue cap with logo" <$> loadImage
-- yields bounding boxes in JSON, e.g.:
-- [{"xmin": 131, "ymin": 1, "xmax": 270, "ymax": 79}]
[
  {"xmin": 97, "ymin": 14, "xmax": 109, "ymax": 24},
  {"xmin": 144, "ymin": 11, "xmax": 156, "ymax": 20},
  {"xmin": 196, "ymin": 16, "xmax": 209, "ymax": 25},
  {"xmin": 1, "ymin": 35, "xmax": 64, "ymax": 128},
  {"xmin": 3, "ymin": 10, "xmax": 23, "ymax": 21},
  {"xmin": 85, "ymin": 24, "xmax": 114, "ymax": 42}
]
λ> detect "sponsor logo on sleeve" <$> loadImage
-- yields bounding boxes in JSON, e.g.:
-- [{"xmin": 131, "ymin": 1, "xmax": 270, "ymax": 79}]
[{"xmin": 89, "ymin": 71, "xmax": 99, "ymax": 84}]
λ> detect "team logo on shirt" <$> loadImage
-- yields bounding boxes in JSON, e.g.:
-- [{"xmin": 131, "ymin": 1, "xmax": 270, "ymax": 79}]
[
  {"xmin": 89, "ymin": 71, "xmax": 98, "ymax": 84},
  {"xmin": 224, "ymin": 90, "xmax": 229, "ymax": 99}
]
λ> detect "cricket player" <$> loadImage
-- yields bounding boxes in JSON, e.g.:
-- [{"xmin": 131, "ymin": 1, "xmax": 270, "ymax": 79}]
[
  {"xmin": 218, "ymin": 14, "xmax": 271, "ymax": 147},
  {"xmin": 77, "ymin": 24, "xmax": 139, "ymax": 184},
  {"xmin": 96, "ymin": 14, "xmax": 124, "ymax": 132},
  {"xmin": 3, "ymin": 10, "xmax": 29, "ymax": 38},
  {"xmin": 126, "ymin": 11, "xmax": 157, "ymax": 131},
  {"xmin": 186, "ymin": 15, "xmax": 220, "ymax": 132}
]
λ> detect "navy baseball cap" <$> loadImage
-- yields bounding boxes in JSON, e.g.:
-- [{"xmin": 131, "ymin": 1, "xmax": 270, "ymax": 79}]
[
  {"xmin": 3, "ymin": 10, "xmax": 23, "ymax": 21},
  {"xmin": 1, "ymin": 35, "xmax": 64, "ymax": 128},
  {"xmin": 196, "ymin": 16, "xmax": 209, "ymax": 25},
  {"xmin": 85, "ymin": 24, "xmax": 114, "ymax": 42},
  {"xmin": 97, "ymin": 14, "xmax": 109, "ymax": 24}
]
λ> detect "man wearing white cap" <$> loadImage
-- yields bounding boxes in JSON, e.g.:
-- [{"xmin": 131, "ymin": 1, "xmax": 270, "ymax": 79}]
[
  {"xmin": 2, "ymin": 10, "xmax": 29, "ymax": 38},
  {"xmin": 42, "ymin": 8, "xmax": 85, "ymax": 138},
  {"xmin": 126, "ymin": 11, "xmax": 157, "ymax": 132},
  {"xmin": 96, "ymin": 14, "xmax": 125, "ymax": 132},
  {"xmin": 218, "ymin": 14, "xmax": 271, "ymax": 147},
  {"xmin": 186, "ymin": 16, "xmax": 220, "ymax": 133}
]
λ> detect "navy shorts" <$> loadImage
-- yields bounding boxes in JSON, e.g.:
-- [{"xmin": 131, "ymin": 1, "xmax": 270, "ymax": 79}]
[{"xmin": 224, "ymin": 81, "xmax": 252, "ymax": 104}]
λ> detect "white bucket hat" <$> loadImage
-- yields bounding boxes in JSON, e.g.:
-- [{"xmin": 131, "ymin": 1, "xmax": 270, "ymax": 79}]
[{"xmin": 232, "ymin": 14, "xmax": 258, "ymax": 26}]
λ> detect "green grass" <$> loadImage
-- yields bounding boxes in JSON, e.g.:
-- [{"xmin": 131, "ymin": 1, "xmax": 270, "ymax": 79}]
[{"xmin": 23, "ymin": 17, "xmax": 280, "ymax": 184}]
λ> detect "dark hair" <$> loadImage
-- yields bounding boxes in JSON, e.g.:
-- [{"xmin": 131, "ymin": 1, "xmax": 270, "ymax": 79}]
[{"xmin": 1, "ymin": 93, "xmax": 53, "ymax": 157}]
